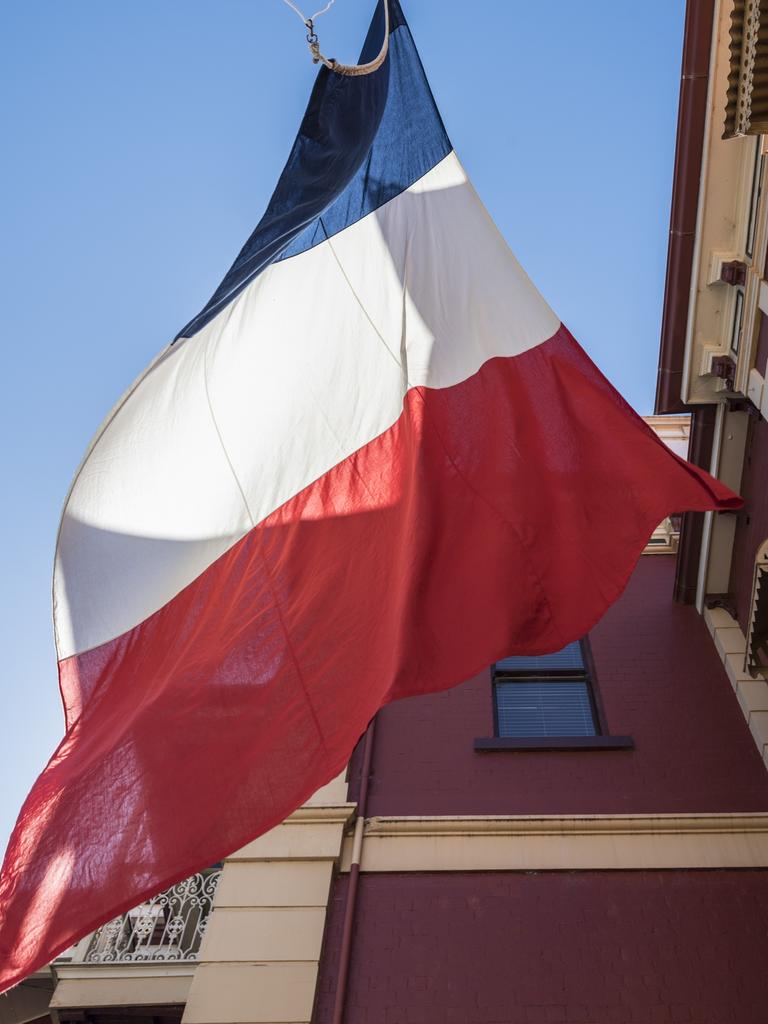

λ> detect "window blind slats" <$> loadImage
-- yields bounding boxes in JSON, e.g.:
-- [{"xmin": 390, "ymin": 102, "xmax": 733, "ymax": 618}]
[
  {"xmin": 495, "ymin": 680, "xmax": 597, "ymax": 738},
  {"xmin": 494, "ymin": 641, "xmax": 584, "ymax": 674}
]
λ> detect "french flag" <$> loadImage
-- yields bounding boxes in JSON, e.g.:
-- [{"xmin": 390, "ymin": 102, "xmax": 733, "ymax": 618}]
[{"xmin": 0, "ymin": 0, "xmax": 739, "ymax": 991}]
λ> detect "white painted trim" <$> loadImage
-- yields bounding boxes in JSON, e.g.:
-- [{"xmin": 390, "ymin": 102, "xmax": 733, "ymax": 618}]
[
  {"xmin": 360, "ymin": 813, "xmax": 768, "ymax": 836},
  {"xmin": 747, "ymin": 366, "xmax": 765, "ymax": 408},
  {"xmin": 54, "ymin": 962, "xmax": 197, "ymax": 981},
  {"xmin": 284, "ymin": 804, "xmax": 356, "ymax": 824}
]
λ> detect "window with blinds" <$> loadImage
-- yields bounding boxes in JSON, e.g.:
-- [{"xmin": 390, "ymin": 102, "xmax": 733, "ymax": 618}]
[{"xmin": 492, "ymin": 640, "xmax": 599, "ymax": 738}]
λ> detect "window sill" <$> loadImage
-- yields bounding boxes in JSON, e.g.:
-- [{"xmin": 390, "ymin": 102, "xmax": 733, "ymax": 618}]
[{"xmin": 474, "ymin": 736, "xmax": 634, "ymax": 752}]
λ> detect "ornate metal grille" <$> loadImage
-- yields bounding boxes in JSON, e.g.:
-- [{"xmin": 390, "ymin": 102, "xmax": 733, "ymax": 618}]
[
  {"xmin": 747, "ymin": 542, "xmax": 768, "ymax": 679},
  {"xmin": 84, "ymin": 868, "xmax": 221, "ymax": 963},
  {"xmin": 724, "ymin": 0, "xmax": 768, "ymax": 138}
]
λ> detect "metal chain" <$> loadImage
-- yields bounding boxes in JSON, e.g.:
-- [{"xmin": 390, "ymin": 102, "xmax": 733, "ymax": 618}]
[
  {"xmin": 279, "ymin": 0, "xmax": 389, "ymax": 77},
  {"xmin": 281, "ymin": 0, "xmax": 337, "ymax": 66}
]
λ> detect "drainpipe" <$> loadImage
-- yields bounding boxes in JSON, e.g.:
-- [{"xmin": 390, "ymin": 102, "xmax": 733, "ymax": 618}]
[
  {"xmin": 331, "ymin": 717, "xmax": 376, "ymax": 1024},
  {"xmin": 695, "ymin": 399, "xmax": 726, "ymax": 611},
  {"xmin": 673, "ymin": 403, "xmax": 717, "ymax": 603}
]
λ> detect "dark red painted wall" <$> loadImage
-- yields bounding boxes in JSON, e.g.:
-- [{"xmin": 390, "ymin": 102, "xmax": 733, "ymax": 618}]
[
  {"xmin": 729, "ymin": 414, "xmax": 768, "ymax": 631},
  {"xmin": 350, "ymin": 556, "xmax": 768, "ymax": 815},
  {"xmin": 314, "ymin": 870, "xmax": 768, "ymax": 1024},
  {"xmin": 754, "ymin": 308, "xmax": 768, "ymax": 378}
]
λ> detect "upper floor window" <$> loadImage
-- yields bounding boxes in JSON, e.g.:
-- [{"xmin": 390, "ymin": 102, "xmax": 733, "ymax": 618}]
[
  {"xmin": 492, "ymin": 640, "xmax": 599, "ymax": 738},
  {"xmin": 474, "ymin": 639, "xmax": 634, "ymax": 752}
]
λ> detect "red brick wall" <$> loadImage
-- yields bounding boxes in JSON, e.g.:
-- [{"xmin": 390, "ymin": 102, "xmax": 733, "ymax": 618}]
[
  {"xmin": 314, "ymin": 870, "xmax": 768, "ymax": 1024},
  {"xmin": 729, "ymin": 414, "xmax": 768, "ymax": 632},
  {"xmin": 349, "ymin": 556, "xmax": 768, "ymax": 815}
]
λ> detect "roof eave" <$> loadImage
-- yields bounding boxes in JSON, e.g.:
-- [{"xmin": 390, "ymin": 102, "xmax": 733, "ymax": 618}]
[{"xmin": 655, "ymin": 0, "xmax": 717, "ymax": 415}]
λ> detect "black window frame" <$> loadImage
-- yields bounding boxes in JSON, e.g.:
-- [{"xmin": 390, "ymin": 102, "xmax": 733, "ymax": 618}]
[
  {"xmin": 491, "ymin": 638, "xmax": 601, "ymax": 739},
  {"xmin": 474, "ymin": 637, "xmax": 633, "ymax": 752}
]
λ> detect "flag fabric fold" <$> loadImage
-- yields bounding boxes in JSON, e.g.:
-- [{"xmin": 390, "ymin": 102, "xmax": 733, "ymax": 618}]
[{"xmin": 0, "ymin": 0, "xmax": 739, "ymax": 992}]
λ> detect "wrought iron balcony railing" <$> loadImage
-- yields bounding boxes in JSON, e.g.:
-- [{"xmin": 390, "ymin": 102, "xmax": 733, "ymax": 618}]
[{"xmin": 58, "ymin": 868, "xmax": 222, "ymax": 965}]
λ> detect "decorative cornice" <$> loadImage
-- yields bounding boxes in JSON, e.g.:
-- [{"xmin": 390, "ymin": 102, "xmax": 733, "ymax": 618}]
[
  {"xmin": 284, "ymin": 803, "xmax": 357, "ymax": 825},
  {"xmin": 363, "ymin": 813, "xmax": 768, "ymax": 837},
  {"xmin": 53, "ymin": 962, "xmax": 196, "ymax": 980},
  {"xmin": 340, "ymin": 813, "xmax": 768, "ymax": 873}
]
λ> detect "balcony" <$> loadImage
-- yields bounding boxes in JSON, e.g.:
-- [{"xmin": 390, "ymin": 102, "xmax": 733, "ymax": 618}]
[
  {"xmin": 55, "ymin": 867, "xmax": 222, "ymax": 966},
  {"xmin": 46, "ymin": 869, "xmax": 222, "ymax": 1019}
]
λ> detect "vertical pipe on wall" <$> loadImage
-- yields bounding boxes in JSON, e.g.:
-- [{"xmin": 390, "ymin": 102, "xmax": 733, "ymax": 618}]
[
  {"xmin": 674, "ymin": 404, "xmax": 717, "ymax": 603},
  {"xmin": 695, "ymin": 400, "xmax": 726, "ymax": 611},
  {"xmin": 331, "ymin": 718, "xmax": 376, "ymax": 1024}
]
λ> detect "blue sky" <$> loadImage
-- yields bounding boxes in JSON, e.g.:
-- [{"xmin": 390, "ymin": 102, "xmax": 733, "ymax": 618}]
[{"xmin": 0, "ymin": 0, "xmax": 685, "ymax": 854}]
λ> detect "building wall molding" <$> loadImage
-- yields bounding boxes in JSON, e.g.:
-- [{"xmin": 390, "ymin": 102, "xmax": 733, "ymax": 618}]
[
  {"xmin": 361, "ymin": 812, "xmax": 768, "ymax": 837},
  {"xmin": 282, "ymin": 804, "xmax": 356, "ymax": 825},
  {"xmin": 53, "ymin": 964, "xmax": 196, "ymax": 982},
  {"xmin": 50, "ymin": 969, "xmax": 193, "ymax": 1010},
  {"xmin": 338, "ymin": 812, "xmax": 768, "ymax": 873}
]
